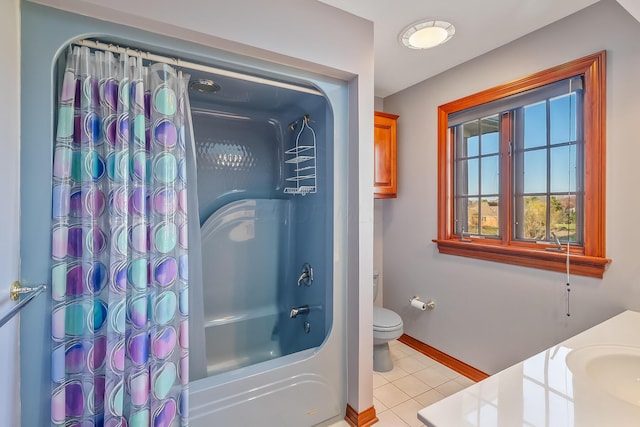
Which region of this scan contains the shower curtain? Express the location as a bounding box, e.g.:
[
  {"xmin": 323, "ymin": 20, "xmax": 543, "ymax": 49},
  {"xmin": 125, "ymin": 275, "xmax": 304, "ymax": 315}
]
[{"xmin": 50, "ymin": 46, "xmax": 191, "ymax": 427}]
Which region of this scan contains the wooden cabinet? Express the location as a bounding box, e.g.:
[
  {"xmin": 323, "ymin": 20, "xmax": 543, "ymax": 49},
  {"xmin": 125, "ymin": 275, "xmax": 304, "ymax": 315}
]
[{"xmin": 374, "ymin": 111, "xmax": 399, "ymax": 198}]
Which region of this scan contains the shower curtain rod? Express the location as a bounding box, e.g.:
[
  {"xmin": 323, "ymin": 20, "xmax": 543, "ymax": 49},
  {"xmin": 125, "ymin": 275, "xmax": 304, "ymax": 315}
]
[{"xmin": 74, "ymin": 39, "xmax": 324, "ymax": 97}]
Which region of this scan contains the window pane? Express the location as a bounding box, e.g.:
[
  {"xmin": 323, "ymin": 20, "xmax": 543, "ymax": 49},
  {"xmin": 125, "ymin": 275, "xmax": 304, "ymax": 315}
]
[
  {"xmin": 550, "ymin": 195, "xmax": 577, "ymax": 243},
  {"xmin": 481, "ymin": 115, "xmax": 499, "ymax": 155},
  {"xmin": 466, "ymin": 197, "xmax": 480, "ymax": 234},
  {"xmin": 550, "ymin": 93, "xmax": 576, "ymax": 144},
  {"xmin": 456, "ymin": 158, "xmax": 479, "ymax": 196},
  {"xmin": 550, "ymin": 145, "xmax": 576, "ymax": 193},
  {"xmin": 463, "ymin": 121, "xmax": 479, "ymax": 157},
  {"xmin": 455, "ymin": 197, "xmax": 472, "ymax": 234},
  {"xmin": 523, "ymin": 149, "xmax": 547, "ymax": 194},
  {"xmin": 481, "ymin": 155, "xmax": 499, "ymax": 195},
  {"xmin": 481, "ymin": 197, "xmax": 500, "ymax": 236},
  {"xmin": 524, "ymin": 101, "xmax": 547, "ymax": 149},
  {"xmin": 521, "ymin": 196, "xmax": 547, "ymax": 240},
  {"xmin": 455, "ymin": 160, "xmax": 465, "ymax": 196}
]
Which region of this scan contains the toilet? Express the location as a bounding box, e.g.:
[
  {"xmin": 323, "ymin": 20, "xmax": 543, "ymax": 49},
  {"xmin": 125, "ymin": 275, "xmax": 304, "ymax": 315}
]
[{"xmin": 373, "ymin": 271, "xmax": 404, "ymax": 372}]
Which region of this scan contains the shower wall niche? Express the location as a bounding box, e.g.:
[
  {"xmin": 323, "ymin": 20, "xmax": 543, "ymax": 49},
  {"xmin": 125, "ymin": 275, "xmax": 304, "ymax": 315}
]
[{"xmin": 188, "ymin": 69, "xmax": 334, "ymax": 380}]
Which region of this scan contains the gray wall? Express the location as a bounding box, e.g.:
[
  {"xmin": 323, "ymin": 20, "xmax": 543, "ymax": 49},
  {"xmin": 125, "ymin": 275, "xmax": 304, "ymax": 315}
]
[
  {"xmin": 374, "ymin": 95, "xmax": 386, "ymax": 308},
  {"xmin": 382, "ymin": 0, "xmax": 640, "ymax": 374}
]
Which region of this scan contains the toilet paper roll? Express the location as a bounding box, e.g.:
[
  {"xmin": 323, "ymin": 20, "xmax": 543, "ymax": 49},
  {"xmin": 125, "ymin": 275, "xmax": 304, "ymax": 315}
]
[{"xmin": 411, "ymin": 298, "xmax": 427, "ymax": 311}]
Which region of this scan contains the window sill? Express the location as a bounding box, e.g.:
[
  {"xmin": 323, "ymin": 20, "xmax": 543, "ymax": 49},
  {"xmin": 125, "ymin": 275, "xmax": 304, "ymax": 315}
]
[{"xmin": 433, "ymin": 239, "xmax": 611, "ymax": 278}]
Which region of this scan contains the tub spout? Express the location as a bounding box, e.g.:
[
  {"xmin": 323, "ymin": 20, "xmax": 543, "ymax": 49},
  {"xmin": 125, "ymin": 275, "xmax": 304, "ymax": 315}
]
[{"xmin": 290, "ymin": 305, "xmax": 310, "ymax": 318}]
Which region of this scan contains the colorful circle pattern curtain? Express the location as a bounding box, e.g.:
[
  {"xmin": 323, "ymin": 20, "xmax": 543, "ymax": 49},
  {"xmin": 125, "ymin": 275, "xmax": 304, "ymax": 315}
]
[{"xmin": 50, "ymin": 46, "xmax": 190, "ymax": 427}]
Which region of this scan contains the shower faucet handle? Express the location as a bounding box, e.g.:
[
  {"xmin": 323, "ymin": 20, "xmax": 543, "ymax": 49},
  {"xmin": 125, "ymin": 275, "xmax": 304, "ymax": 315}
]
[
  {"xmin": 297, "ymin": 263, "xmax": 313, "ymax": 287},
  {"xmin": 290, "ymin": 305, "xmax": 310, "ymax": 318}
]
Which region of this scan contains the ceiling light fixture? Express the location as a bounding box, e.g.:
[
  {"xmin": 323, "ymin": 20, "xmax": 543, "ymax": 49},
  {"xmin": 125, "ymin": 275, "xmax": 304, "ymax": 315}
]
[{"xmin": 400, "ymin": 20, "xmax": 455, "ymax": 50}]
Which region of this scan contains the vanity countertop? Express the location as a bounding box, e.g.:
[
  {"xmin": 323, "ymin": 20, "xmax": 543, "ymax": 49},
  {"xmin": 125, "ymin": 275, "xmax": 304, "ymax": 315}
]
[{"xmin": 417, "ymin": 310, "xmax": 640, "ymax": 427}]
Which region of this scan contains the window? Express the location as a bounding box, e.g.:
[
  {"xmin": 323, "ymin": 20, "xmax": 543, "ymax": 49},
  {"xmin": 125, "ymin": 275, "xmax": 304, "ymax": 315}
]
[{"xmin": 435, "ymin": 52, "xmax": 610, "ymax": 278}]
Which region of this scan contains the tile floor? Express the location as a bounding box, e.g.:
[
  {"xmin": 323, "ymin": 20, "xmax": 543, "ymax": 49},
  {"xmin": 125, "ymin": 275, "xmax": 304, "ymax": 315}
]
[
  {"xmin": 372, "ymin": 340, "xmax": 475, "ymax": 426},
  {"xmin": 328, "ymin": 339, "xmax": 475, "ymax": 427}
]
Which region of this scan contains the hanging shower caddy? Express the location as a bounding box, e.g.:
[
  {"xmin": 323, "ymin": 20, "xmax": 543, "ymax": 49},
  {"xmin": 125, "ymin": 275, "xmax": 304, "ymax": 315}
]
[{"xmin": 284, "ymin": 114, "xmax": 317, "ymax": 195}]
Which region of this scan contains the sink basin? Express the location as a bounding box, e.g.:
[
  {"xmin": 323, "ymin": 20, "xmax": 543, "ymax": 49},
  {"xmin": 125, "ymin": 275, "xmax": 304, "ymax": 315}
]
[{"xmin": 566, "ymin": 345, "xmax": 640, "ymax": 407}]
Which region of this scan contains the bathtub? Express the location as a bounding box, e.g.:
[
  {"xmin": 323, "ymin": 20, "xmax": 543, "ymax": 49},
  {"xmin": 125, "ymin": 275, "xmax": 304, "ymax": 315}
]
[
  {"xmin": 198, "ymin": 198, "xmax": 293, "ymax": 377},
  {"xmin": 186, "ymin": 71, "xmax": 340, "ymax": 425}
]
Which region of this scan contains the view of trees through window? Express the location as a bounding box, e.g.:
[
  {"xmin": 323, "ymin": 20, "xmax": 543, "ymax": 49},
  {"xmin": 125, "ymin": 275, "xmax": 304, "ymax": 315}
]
[
  {"xmin": 460, "ymin": 195, "xmax": 576, "ymax": 241},
  {"xmin": 454, "ymin": 86, "xmax": 582, "ymax": 245},
  {"xmin": 438, "ymin": 52, "xmax": 608, "ymax": 278},
  {"xmin": 521, "ymin": 195, "xmax": 576, "ymax": 241}
]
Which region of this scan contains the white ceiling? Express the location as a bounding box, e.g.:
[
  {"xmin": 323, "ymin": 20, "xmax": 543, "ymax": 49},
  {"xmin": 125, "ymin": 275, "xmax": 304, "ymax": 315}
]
[{"xmin": 317, "ymin": 0, "xmax": 603, "ymax": 98}]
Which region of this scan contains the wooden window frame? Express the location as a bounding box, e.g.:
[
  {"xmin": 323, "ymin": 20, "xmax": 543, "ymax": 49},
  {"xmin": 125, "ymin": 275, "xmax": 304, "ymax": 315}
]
[{"xmin": 434, "ymin": 51, "xmax": 610, "ymax": 278}]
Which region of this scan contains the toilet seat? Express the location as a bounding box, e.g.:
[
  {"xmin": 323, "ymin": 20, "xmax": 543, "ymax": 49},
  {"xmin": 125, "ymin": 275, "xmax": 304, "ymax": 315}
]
[{"xmin": 373, "ymin": 307, "xmax": 403, "ymax": 332}]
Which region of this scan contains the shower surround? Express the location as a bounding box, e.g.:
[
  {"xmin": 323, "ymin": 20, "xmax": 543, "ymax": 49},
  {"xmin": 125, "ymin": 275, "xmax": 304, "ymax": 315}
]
[{"xmin": 19, "ymin": 3, "xmax": 353, "ymax": 426}]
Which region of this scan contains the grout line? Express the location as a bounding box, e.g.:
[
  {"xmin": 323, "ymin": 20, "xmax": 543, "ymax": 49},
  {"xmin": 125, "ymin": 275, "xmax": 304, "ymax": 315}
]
[{"xmin": 374, "ymin": 340, "xmax": 477, "ymax": 421}]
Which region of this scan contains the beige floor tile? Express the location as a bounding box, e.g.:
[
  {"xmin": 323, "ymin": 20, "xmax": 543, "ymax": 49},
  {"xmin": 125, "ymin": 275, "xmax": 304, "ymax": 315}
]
[
  {"xmin": 390, "ymin": 343, "xmax": 410, "ymax": 360},
  {"xmin": 373, "ymin": 382, "xmax": 412, "ymax": 408},
  {"xmin": 376, "ymin": 409, "xmax": 410, "ymax": 427},
  {"xmin": 414, "ymin": 388, "xmax": 446, "ymax": 407},
  {"xmin": 373, "ymin": 396, "xmax": 388, "ymax": 414},
  {"xmin": 373, "ymin": 372, "xmax": 390, "ymax": 389},
  {"xmin": 422, "ymin": 355, "xmax": 439, "ymax": 367},
  {"xmin": 394, "ymin": 355, "xmax": 429, "ymax": 374},
  {"xmin": 373, "ymin": 341, "xmax": 478, "ymax": 424},
  {"xmin": 399, "ymin": 345, "xmax": 429, "ymax": 359},
  {"xmin": 413, "ymin": 365, "xmax": 451, "ymax": 388},
  {"xmin": 378, "ymin": 364, "xmax": 410, "ymax": 382},
  {"xmin": 392, "ymin": 375, "xmax": 431, "ymax": 398},
  {"xmin": 391, "ymin": 349, "xmax": 410, "ymax": 361},
  {"xmin": 454, "ymin": 375, "xmax": 476, "ymax": 387},
  {"xmin": 392, "ymin": 399, "xmax": 427, "ymax": 427},
  {"xmin": 391, "ymin": 342, "xmax": 439, "ymax": 368},
  {"xmin": 435, "ymin": 379, "xmax": 466, "ymax": 397},
  {"xmin": 432, "ymin": 363, "xmax": 460, "ymax": 379}
]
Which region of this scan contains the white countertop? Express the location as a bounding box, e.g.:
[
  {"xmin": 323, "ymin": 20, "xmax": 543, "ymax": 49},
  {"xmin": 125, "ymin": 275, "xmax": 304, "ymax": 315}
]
[{"xmin": 417, "ymin": 310, "xmax": 640, "ymax": 427}]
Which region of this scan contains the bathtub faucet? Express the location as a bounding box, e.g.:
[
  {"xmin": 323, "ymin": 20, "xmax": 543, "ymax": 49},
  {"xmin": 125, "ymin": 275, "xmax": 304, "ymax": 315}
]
[
  {"xmin": 290, "ymin": 305, "xmax": 310, "ymax": 318},
  {"xmin": 297, "ymin": 263, "xmax": 313, "ymax": 287}
]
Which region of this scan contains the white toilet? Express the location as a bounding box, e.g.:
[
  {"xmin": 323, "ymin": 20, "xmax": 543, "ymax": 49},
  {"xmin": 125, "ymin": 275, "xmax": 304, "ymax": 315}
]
[{"xmin": 373, "ymin": 271, "xmax": 404, "ymax": 372}]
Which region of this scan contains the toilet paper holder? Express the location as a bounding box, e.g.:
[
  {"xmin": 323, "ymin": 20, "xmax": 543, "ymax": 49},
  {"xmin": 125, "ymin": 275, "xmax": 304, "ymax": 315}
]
[{"xmin": 410, "ymin": 296, "xmax": 435, "ymax": 310}]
